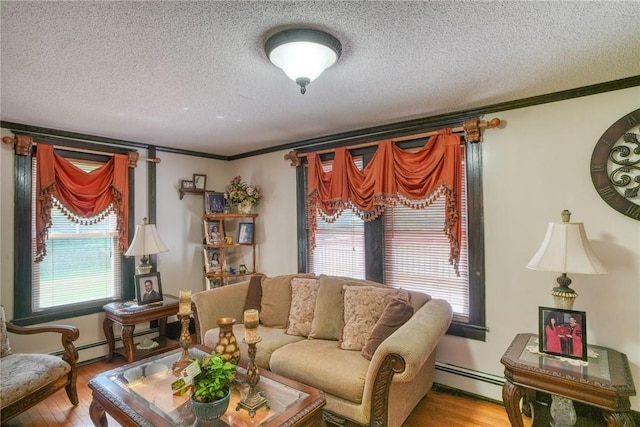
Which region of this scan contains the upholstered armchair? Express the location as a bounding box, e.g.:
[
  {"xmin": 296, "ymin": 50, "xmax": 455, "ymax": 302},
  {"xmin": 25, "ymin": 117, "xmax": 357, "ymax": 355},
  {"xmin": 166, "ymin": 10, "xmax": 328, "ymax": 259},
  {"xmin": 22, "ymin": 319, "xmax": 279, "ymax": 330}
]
[{"xmin": 0, "ymin": 306, "xmax": 80, "ymax": 423}]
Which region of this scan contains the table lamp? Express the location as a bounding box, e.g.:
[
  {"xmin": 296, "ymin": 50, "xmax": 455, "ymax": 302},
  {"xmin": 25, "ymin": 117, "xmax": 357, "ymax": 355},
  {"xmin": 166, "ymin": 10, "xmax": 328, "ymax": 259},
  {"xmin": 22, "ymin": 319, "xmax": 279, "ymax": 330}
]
[
  {"xmin": 124, "ymin": 217, "xmax": 169, "ymax": 274},
  {"xmin": 526, "ymin": 210, "xmax": 607, "ymax": 309}
]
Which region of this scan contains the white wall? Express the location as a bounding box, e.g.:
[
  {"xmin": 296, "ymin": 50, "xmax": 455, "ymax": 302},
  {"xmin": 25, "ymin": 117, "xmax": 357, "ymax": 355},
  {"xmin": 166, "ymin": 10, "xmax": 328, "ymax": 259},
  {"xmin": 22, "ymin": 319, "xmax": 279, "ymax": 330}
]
[{"xmin": 1, "ymin": 86, "xmax": 638, "ymax": 410}]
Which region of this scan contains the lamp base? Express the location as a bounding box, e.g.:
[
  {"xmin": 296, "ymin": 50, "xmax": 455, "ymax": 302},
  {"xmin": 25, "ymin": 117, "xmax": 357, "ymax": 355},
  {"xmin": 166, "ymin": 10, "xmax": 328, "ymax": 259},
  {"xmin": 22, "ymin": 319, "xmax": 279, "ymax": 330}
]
[
  {"xmin": 552, "ymin": 273, "xmax": 577, "ymax": 310},
  {"xmin": 136, "ymin": 255, "xmax": 152, "ymax": 275},
  {"xmin": 552, "ymin": 291, "xmax": 578, "ymax": 310}
]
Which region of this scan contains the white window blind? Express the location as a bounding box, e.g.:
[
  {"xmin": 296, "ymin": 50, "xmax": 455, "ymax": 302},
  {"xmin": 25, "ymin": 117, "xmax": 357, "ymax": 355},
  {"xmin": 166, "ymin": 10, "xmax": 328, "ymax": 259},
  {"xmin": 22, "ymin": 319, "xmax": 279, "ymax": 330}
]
[
  {"xmin": 31, "ymin": 158, "xmax": 122, "ymax": 312},
  {"xmin": 384, "ymin": 169, "xmax": 469, "ymax": 321},
  {"xmin": 307, "ymin": 157, "xmax": 366, "ymax": 279}
]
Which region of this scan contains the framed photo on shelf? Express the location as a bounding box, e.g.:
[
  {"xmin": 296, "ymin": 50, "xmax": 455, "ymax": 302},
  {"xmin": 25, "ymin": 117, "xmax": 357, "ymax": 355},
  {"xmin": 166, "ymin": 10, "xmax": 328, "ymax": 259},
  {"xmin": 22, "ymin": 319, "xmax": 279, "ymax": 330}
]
[
  {"xmin": 204, "ymin": 192, "xmax": 225, "ymax": 214},
  {"xmin": 135, "ymin": 272, "xmax": 163, "ymax": 305},
  {"xmin": 193, "ymin": 173, "xmax": 207, "ymax": 190},
  {"xmin": 538, "ymin": 306, "xmax": 587, "ymax": 361},
  {"xmin": 204, "ymin": 220, "xmax": 222, "ymax": 245},
  {"xmin": 180, "ymin": 179, "xmax": 194, "ymax": 189},
  {"xmin": 203, "ymin": 248, "xmax": 221, "ymax": 273},
  {"xmin": 238, "ymin": 222, "xmax": 254, "ymax": 244}
]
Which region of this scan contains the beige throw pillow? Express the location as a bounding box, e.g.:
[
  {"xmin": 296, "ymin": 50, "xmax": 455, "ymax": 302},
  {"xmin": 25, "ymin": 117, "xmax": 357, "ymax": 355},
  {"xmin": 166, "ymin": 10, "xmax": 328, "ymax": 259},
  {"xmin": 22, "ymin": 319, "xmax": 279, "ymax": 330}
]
[
  {"xmin": 286, "ymin": 277, "xmax": 320, "ymax": 337},
  {"xmin": 340, "ymin": 285, "xmax": 409, "ymax": 351}
]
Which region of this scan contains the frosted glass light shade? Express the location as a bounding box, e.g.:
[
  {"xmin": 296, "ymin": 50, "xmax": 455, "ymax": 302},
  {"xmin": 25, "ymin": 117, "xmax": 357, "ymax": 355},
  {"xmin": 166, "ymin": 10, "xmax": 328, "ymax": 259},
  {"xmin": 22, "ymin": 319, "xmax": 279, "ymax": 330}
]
[
  {"xmin": 265, "ymin": 29, "xmax": 342, "ymax": 94},
  {"xmin": 526, "ymin": 222, "xmax": 606, "ymax": 274}
]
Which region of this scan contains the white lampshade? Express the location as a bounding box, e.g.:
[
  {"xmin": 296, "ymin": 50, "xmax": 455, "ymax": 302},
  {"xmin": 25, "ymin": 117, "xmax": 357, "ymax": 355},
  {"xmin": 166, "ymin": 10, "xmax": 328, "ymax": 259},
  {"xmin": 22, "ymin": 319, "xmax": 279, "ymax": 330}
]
[
  {"xmin": 265, "ymin": 28, "xmax": 342, "ymax": 94},
  {"xmin": 125, "ymin": 218, "xmax": 168, "ymax": 273},
  {"xmin": 526, "ymin": 222, "xmax": 607, "ymax": 274},
  {"xmin": 526, "ymin": 210, "xmax": 606, "ymax": 309}
]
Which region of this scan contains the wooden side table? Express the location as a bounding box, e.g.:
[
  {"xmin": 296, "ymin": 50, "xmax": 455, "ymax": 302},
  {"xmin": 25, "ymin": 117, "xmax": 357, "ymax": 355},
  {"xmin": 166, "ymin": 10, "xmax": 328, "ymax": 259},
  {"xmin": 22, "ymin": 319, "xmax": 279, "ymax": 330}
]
[
  {"xmin": 501, "ymin": 333, "xmax": 636, "ymax": 427},
  {"xmin": 103, "ymin": 295, "xmax": 180, "ymax": 363}
]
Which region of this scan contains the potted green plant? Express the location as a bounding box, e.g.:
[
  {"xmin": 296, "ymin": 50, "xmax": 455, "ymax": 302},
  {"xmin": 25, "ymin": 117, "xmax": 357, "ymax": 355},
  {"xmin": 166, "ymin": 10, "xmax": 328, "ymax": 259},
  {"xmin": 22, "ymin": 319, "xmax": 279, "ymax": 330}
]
[{"xmin": 190, "ymin": 352, "xmax": 237, "ymax": 421}]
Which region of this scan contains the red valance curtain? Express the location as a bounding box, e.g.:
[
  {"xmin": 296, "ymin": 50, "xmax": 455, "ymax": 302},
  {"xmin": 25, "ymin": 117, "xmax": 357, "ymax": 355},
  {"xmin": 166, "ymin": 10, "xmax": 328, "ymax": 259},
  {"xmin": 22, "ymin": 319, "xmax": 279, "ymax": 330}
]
[
  {"xmin": 35, "ymin": 144, "xmax": 129, "ymax": 261},
  {"xmin": 307, "ymin": 129, "xmax": 463, "ymax": 272}
]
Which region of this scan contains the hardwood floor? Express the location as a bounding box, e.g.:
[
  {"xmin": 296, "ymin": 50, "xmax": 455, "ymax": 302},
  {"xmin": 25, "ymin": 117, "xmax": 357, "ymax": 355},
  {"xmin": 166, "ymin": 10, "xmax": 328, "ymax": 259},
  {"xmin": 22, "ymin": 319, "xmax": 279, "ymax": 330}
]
[{"xmin": 3, "ymin": 359, "xmax": 522, "ymax": 427}]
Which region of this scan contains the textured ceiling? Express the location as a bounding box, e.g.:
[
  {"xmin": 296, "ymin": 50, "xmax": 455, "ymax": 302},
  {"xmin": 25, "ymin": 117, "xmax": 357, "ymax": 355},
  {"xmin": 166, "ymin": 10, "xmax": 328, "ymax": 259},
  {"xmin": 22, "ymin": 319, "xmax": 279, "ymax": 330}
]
[{"xmin": 1, "ymin": 1, "xmax": 639, "ymax": 156}]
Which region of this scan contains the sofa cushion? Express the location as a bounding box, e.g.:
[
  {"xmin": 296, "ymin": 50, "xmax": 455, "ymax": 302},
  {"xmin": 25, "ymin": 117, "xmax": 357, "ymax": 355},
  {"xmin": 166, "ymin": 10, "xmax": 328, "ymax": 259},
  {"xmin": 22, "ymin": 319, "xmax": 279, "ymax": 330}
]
[
  {"xmin": 0, "ymin": 353, "xmax": 70, "ymax": 408},
  {"xmin": 260, "ymin": 274, "xmax": 315, "ymax": 328},
  {"xmin": 309, "ymin": 275, "xmax": 387, "ymax": 341},
  {"xmin": 0, "ymin": 306, "xmax": 10, "ymax": 358},
  {"xmin": 270, "ymin": 339, "xmax": 370, "ymax": 404},
  {"xmin": 204, "ymin": 325, "xmax": 304, "ymax": 370},
  {"xmin": 286, "ymin": 277, "xmax": 320, "ymax": 337},
  {"xmin": 340, "ymin": 285, "xmax": 409, "ymax": 351},
  {"xmin": 361, "ymin": 298, "xmax": 414, "ymax": 360},
  {"xmin": 243, "ymin": 275, "xmax": 262, "ymax": 313}
]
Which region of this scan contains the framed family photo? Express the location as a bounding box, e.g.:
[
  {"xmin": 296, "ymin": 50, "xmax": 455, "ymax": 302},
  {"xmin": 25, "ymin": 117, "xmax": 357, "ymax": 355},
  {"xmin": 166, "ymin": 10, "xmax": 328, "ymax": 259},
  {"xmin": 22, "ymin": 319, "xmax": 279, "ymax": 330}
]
[
  {"xmin": 203, "ymin": 248, "xmax": 221, "ymax": 273},
  {"xmin": 180, "ymin": 179, "xmax": 194, "ymax": 189},
  {"xmin": 135, "ymin": 272, "xmax": 163, "ymax": 305},
  {"xmin": 539, "ymin": 306, "xmax": 587, "ymax": 361},
  {"xmin": 238, "ymin": 222, "xmax": 254, "ymax": 244},
  {"xmin": 204, "ymin": 192, "xmax": 225, "ymax": 214},
  {"xmin": 204, "ymin": 220, "xmax": 222, "ymax": 245}
]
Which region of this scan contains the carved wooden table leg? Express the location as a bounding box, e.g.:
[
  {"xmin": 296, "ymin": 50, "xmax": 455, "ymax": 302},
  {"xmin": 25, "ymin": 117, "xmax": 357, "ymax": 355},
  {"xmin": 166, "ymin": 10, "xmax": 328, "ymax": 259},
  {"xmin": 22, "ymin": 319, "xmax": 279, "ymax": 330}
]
[
  {"xmin": 605, "ymin": 411, "xmax": 636, "ymax": 427},
  {"xmin": 102, "ymin": 318, "xmax": 115, "ymax": 362},
  {"xmin": 502, "ymin": 379, "xmax": 525, "ymax": 427},
  {"xmin": 89, "ymin": 397, "xmax": 108, "ymax": 427},
  {"xmin": 121, "ymin": 324, "xmax": 135, "ymax": 363}
]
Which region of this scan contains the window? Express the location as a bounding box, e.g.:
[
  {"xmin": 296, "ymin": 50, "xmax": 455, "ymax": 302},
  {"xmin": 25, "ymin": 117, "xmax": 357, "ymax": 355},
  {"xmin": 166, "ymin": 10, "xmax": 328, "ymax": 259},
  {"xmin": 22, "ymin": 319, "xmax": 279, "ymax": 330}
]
[
  {"xmin": 383, "ymin": 175, "xmax": 469, "ymax": 322},
  {"xmin": 299, "ymin": 142, "xmax": 485, "ymax": 340},
  {"xmin": 13, "ymin": 146, "xmax": 134, "ymax": 325},
  {"xmin": 31, "ymin": 159, "xmax": 122, "ymax": 311},
  {"xmin": 306, "ymin": 157, "xmax": 366, "ymax": 278}
]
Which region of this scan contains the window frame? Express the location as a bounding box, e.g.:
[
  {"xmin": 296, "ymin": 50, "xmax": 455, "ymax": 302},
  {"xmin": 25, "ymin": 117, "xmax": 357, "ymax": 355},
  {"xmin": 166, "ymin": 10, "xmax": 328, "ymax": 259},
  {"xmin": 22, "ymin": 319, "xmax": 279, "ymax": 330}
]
[
  {"xmin": 12, "ymin": 142, "xmax": 136, "ymax": 326},
  {"xmin": 296, "ymin": 140, "xmax": 486, "ymax": 341}
]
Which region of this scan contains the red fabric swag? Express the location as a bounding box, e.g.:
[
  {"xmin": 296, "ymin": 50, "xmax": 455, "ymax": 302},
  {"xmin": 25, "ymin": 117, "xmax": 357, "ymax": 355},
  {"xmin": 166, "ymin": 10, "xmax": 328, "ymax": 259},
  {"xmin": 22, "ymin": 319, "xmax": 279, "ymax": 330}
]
[
  {"xmin": 307, "ymin": 129, "xmax": 463, "ymax": 273},
  {"xmin": 35, "ymin": 144, "xmax": 129, "ymax": 261}
]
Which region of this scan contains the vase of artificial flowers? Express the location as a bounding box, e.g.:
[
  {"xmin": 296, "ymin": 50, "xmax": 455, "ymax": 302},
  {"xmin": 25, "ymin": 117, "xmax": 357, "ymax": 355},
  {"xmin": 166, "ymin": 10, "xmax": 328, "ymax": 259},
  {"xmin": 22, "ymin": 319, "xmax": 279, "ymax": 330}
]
[{"xmin": 224, "ymin": 176, "xmax": 262, "ymax": 213}]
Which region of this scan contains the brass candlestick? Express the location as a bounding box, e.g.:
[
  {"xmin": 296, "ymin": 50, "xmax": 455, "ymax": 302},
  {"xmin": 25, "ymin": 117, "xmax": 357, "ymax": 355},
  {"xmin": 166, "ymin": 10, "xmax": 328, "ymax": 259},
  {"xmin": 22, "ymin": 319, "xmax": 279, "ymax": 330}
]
[
  {"xmin": 171, "ymin": 313, "xmax": 192, "ymax": 375},
  {"xmin": 236, "ymin": 338, "xmax": 269, "ymax": 417}
]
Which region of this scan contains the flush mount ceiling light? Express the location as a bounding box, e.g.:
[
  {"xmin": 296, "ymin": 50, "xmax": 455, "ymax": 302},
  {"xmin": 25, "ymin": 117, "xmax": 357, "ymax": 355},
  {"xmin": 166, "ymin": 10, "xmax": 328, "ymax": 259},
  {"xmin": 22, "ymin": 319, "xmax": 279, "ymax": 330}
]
[{"xmin": 265, "ymin": 28, "xmax": 342, "ymax": 94}]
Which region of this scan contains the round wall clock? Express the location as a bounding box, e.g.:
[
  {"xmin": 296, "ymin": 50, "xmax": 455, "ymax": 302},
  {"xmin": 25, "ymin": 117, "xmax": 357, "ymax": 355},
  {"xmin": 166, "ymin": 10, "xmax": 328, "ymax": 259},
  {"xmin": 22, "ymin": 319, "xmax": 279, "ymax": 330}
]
[{"xmin": 590, "ymin": 108, "xmax": 640, "ymax": 221}]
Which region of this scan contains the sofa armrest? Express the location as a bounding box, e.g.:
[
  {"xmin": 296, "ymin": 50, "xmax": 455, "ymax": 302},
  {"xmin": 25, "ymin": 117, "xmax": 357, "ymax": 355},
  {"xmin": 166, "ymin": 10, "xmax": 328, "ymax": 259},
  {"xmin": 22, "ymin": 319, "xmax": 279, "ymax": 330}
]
[
  {"xmin": 192, "ymin": 281, "xmax": 250, "ymax": 344},
  {"xmin": 367, "ymin": 298, "xmax": 452, "ymax": 383},
  {"xmin": 6, "ymin": 322, "xmax": 79, "ymax": 366}
]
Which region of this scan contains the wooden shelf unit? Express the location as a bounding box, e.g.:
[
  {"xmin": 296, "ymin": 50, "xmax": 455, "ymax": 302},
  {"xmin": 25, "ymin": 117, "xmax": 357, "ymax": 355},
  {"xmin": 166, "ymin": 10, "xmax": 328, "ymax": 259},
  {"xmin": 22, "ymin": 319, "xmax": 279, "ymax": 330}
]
[{"xmin": 202, "ymin": 213, "xmax": 258, "ymax": 289}]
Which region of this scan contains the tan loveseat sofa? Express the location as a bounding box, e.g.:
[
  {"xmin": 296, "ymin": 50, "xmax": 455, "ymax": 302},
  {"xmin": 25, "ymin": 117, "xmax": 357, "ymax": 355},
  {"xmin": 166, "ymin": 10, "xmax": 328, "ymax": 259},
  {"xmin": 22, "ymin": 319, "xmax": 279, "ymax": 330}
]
[{"xmin": 192, "ymin": 274, "xmax": 452, "ymax": 427}]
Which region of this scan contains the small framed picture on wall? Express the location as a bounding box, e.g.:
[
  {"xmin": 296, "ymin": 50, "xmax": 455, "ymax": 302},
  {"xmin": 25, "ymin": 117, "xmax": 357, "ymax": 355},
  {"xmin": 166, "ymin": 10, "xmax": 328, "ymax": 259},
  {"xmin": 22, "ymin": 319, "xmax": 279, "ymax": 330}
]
[{"xmin": 538, "ymin": 306, "xmax": 587, "ymax": 361}]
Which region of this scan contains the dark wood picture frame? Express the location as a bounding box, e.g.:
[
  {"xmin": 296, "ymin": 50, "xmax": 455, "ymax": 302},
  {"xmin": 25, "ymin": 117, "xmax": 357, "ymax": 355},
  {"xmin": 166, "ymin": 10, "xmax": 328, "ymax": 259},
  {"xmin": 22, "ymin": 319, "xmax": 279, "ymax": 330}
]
[
  {"xmin": 539, "ymin": 306, "xmax": 587, "ymax": 361},
  {"xmin": 204, "ymin": 191, "xmax": 225, "ymax": 214},
  {"xmin": 135, "ymin": 272, "xmax": 163, "ymax": 305},
  {"xmin": 193, "ymin": 173, "xmax": 207, "ymax": 190},
  {"xmin": 180, "ymin": 179, "xmax": 194, "ymax": 189},
  {"xmin": 238, "ymin": 222, "xmax": 254, "ymax": 244}
]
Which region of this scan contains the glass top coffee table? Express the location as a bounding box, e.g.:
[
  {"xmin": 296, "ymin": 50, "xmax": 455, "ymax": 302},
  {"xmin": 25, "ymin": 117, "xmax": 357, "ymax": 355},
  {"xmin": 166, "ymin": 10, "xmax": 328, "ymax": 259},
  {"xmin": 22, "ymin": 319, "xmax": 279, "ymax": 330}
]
[{"xmin": 88, "ymin": 345, "xmax": 326, "ymax": 427}]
